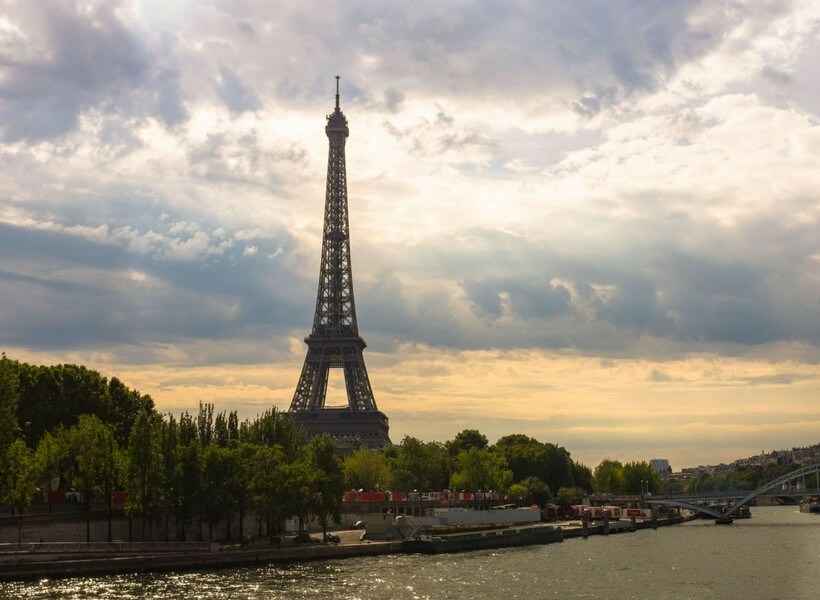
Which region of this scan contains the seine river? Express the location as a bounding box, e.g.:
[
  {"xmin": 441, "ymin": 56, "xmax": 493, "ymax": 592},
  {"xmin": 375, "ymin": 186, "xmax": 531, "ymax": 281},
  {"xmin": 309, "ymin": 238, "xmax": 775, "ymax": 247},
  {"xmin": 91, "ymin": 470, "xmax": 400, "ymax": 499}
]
[{"xmin": 3, "ymin": 506, "xmax": 818, "ymax": 600}]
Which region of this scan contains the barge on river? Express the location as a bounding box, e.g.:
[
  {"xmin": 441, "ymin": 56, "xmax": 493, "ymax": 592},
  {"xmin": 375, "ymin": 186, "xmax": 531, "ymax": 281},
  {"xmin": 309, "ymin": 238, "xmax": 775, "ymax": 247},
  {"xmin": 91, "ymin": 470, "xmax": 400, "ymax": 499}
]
[{"xmin": 403, "ymin": 524, "xmax": 563, "ymax": 554}]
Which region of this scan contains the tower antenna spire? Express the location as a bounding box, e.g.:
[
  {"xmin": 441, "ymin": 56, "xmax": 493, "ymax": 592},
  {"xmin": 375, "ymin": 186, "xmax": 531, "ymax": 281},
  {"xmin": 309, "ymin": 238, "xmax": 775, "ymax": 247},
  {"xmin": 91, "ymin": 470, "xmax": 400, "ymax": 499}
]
[{"xmin": 335, "ymin": 75, "xmax": 340, "ymax": 110}]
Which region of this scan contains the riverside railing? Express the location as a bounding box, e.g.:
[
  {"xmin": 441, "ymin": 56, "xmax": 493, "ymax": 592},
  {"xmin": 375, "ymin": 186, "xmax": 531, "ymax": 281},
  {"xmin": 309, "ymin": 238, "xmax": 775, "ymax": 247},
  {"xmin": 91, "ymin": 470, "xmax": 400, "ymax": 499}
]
[{"xmin": 0, "ymin": 541, "xmax": 214, "ymax": 554}]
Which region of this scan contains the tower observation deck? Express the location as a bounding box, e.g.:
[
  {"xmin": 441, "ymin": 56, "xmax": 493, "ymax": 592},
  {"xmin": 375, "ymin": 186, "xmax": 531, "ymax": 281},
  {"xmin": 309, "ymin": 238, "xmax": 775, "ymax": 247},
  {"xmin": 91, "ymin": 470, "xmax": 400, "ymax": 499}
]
[{"xmin": 288, "ymin": 77, "xmax": 391, "ymax": 452}]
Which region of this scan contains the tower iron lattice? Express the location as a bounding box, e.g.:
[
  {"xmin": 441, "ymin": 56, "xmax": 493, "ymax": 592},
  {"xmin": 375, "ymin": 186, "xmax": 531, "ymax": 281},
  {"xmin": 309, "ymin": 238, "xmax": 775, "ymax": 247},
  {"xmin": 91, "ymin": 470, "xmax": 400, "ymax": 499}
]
[{"xmin": 288, "ymin": 77, "xmax": 391, "ymax": 451}]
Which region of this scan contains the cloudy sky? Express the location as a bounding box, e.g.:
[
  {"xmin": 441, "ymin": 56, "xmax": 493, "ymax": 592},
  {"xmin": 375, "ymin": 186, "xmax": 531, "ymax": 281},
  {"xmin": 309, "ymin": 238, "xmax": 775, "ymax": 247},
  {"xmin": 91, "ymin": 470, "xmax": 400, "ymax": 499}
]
[{"xmin": 2, "ymin": 0, "xmax": 819, "ymax": 470}]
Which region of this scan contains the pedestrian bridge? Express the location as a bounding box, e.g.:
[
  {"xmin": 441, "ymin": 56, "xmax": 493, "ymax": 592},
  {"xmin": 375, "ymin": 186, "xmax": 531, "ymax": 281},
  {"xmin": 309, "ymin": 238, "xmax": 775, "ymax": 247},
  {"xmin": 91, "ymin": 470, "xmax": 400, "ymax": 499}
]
[{"xmin": 647, "ymin": 463, "xmax": 820, "ymax": 521}]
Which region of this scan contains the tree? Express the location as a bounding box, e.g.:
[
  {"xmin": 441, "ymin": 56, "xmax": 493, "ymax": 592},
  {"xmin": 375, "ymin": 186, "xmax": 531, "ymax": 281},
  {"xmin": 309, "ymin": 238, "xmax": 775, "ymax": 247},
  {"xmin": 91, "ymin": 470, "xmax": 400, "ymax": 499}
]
[
  {"xmin": 174, "ymin": 440, "xmax": 201, "ymax": 542},
  {"xmin": 622, "ymin": 461, "xmax": 660, "ymax": 495},
  {"xmin": 693, "ymin": 471, "xmax": 715, "ymax": 493},
  {"xmin": 0, "ymin": 354, "xmax": 20, "ymax": 459},
  {"xmin": 196, "ymin": 402, "xmax": 214, "ymax": 447},
  {"xmin": 307, "ymin": 435, "xmax": 345, "ymax": 541},
  {"xmin": 556, "ymin": 486, "xmax": 588, "ymax": 509},
  {"xmin": 159, "ymin": 415, "xmax": 181, "ymax": 541},
  {"xmin": 542, "ymin": 443, "xmax": 575, "ymax": 492},
  {"xmin": 592, "ymin": 459, "xmax": 626, "ymax": 494},
  {"xmin": 18, "ymin": 364, "xmax": 112, "ymax": 446},
  {"xmin": 70, "ymin": 415, "xmax": 118, "ymax": 542},
  {"xmin": 507, "ymin": 483, "xmax": 528, "ymax": 503},
  {"xmin": 344, "ymin": 448, "xmax": 390, "ymax": 491},
  {"xmin": 571, "ymin": 461, "xmax": 593, "ymax": 492},
  {"xmin": 245, "ymin": 408, "xmax": 306, "ymax": 458},
  {"xmin": 450, "ymin": 448, "xmax": 514, "ymax": 498},
  {"xmin": 390, "ymin": 436, "xmax": 431, "ymax": 491},
  {"xmin": 108, "ymin": 377, "xmax": 154, "ymax": 447},
  {"xmin": 492, "ymin": 434, "xmax": 547, "ymax": 484},
  {"xmin": 287, "ymin": 458, "xmax": 316, "ymax": 536},
  {"xmin": 34, "ymin": 429, "xmax": 69, "ymax": 514},
  {"xmin": 2, "ymin": 439, "xmax": 37, "ymax": 544},
  {"xmin": 251, "ymin": 444, "xmax": 288, "ymax": 543},
  {"xmin": 520, "ymin": 476, "xmax": 553, "ymax": 506},
  {"xmin": 200, "ymin": 445, "xmax": 232, "ymax": 541},
  {"xmin": 446, "ymin": 429, "xmax": 489, "ymax": 457},
  {"xmin": 227, "ymin": 442, "xmax": 256, "ymax": 543},
  {"xmin": 450, "ymin": 448, "xmax": 490, "ymax": 492},
  {"xmin": 125, "ymin": 410, "xmax": 165, "ymax": 540}
]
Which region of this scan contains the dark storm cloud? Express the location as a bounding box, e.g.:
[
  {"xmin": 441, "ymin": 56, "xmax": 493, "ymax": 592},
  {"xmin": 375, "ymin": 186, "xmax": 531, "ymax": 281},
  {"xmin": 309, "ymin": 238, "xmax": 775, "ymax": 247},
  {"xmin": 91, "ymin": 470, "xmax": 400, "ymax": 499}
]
[
  {"xmin": 459, "ymin": 277, "xmax": 572, "ymax": 320},
  {"xmin": 0, "ymin": 1, "xmax": 185, "ymax": 142},
  {"xmin": 356, "ymin": 271, "xmax": 469, "ymax": 351},
  {"xmin": 385, "ymin": 202, "xmax": 820, "ymax": 353},
  {"xmin": 0, "ymin": 218, "xmax": 310, "ymax": 351}
]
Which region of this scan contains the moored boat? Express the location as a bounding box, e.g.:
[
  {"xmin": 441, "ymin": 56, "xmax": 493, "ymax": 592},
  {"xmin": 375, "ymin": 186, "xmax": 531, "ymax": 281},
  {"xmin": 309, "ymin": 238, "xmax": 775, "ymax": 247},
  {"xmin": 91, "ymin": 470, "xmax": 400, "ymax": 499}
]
[{"xmin": 402, "ymin": 524, "xmax": 563, "ymax": 554}]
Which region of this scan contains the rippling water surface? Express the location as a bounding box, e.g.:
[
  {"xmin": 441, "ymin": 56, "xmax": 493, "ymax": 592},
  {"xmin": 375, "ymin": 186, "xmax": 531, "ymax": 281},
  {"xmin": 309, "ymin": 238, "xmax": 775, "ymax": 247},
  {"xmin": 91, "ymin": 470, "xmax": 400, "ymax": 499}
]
[{"xmin": 4, "ymin": 506, "xmax": 819, "ymax": 600}]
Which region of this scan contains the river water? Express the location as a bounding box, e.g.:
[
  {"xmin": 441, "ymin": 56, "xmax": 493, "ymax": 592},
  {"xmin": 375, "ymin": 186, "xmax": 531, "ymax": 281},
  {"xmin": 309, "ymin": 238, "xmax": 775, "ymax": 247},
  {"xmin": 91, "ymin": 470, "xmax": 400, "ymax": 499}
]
[{"xmin": 4, "ymin": 506, "xmax": 819, "ymax": 600}]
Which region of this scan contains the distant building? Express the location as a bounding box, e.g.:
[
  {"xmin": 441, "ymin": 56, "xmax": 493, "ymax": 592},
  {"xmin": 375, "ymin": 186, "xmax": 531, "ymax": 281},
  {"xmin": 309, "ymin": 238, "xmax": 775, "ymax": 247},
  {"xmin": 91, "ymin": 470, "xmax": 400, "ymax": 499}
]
[{"xmin": 650, "ymin": 459, "xmax": 672, "ymax": 476}]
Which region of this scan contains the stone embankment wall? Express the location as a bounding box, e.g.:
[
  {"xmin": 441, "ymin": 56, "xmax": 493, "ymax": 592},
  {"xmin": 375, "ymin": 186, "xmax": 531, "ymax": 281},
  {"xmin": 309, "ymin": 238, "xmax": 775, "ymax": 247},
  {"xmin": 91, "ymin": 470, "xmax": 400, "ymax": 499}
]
[{"xmin": 0, "ymin": 505, "xmax": 257, "ymax": 545}]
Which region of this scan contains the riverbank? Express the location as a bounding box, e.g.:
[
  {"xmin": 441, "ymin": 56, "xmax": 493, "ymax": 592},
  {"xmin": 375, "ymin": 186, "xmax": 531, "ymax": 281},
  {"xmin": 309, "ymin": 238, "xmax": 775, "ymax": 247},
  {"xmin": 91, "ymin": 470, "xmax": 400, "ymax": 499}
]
[{"xmin": 0, "ymin": 515, "xmax": 692, "ymax": 582}]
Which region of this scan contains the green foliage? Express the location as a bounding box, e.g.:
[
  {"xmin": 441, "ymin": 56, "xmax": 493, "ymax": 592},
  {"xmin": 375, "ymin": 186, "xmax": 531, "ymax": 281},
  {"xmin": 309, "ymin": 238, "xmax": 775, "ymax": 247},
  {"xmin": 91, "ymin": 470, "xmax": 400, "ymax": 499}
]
[
  {"xmin": 200, "ymin": 445, "xmax": 232, "ymax": 541},
  {"xmin": 3, "ymin": 357, "xmax": 155, "ymax": 450},
  {"xmin": 492, "ymin": 435, "xmax": 575, "ymax": 493},
  {"xmin": 389, "ymin": 436, "xmax": 449, "ymax": 491},
  {"xmin": 124, "ymin": 410, "xmax": 165, "ymax": 538},
  {"xmin": 571, "ymin": 461, "xmax": 593, "ymax": 492},
  {"xmin": 108, "ymin": 377, "xmax": 154, "ymax": 447},
  {"xmin": 251, "ymin": 444, "xmax": 289, "ymax": 541},
  {"xmin": 344, "ymin": 448, "xmax": 390, "ymax": 491},
  {"xmin": 507, "ymin": 483, "xmax": 528, "ymax": 502},
  {"xmin": 449, "ymin": 447, "xmax": 513, "ymax": 494},
  {"xmin": 0, "ymin": 354, "xmax": 20, "ymax": 457},
  {"xmin": 556, "ymin": 486, "xmax": 588, "ymax": 508},
  {"xmin": 622, "ymin": 461, "xmax": 660, "ymax": 494},
  {"xmin": 519, "ymin": 476, "xmax": 553, "ymax": 506},
  {"xmin": 307, "ymin": 435, "xmax": 345, "ymax": 538},
  {"xmin": 227, "ymin": 442, "xmax": 257, "ymax": 541},
  {"xmin": 2, "ymin": 439, "xmax": 38, "ymax": 543},
  {"xmin": 592, "ymin": 458, "xmax": 626, "ymax": 494},
  {"xmin": 244, "ymin": 407, "xmax": 306, "ymax": 457},
  {"xmin": 3, "ymin": 439, "xmax": 37, "ymax": 513},
  {"xmin": 34, "ymin": 429, "xmax": 69, "ymax": 511},
  {"xmin": 680, "ymin": 463, "xmax": 803, "ymax": 494},
  {"xmin": 446, "ymin": 429, "xmax": 489, "ymax": 457},
  {"xmin": 175, "ymin": 441, "xmax": 201, "ymax": 541},
  {"xmin": 68, "ymin": 415, "xmax": 120, "ymax": 541}
]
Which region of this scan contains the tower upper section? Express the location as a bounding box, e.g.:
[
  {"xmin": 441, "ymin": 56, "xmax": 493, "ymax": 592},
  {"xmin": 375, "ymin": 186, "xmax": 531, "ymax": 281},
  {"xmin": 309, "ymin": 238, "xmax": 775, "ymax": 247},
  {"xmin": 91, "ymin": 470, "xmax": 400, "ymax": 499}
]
[
  {"xmin": 311, "ymin": 77, "xmax": 359, "ymax": 339},
  {"xmin": 326, "ymin": 75, "xmax": 349, "ymax": 138}
]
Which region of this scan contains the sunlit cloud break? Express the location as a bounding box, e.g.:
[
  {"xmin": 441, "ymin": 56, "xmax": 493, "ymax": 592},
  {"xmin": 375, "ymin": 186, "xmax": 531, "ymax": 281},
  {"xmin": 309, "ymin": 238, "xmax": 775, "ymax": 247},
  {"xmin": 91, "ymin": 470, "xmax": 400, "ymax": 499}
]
[{"xmin": 1, "ymin": 0, "xmax": 819, "ymax": 469}]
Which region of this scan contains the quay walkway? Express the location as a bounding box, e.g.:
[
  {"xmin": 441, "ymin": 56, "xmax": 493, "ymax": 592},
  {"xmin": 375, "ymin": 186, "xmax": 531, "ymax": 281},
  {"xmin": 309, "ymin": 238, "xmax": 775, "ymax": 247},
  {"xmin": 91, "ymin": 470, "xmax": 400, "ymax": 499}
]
[{"xmin": 0, "ymin": 515, "xmax": 692, "ymax": 582}]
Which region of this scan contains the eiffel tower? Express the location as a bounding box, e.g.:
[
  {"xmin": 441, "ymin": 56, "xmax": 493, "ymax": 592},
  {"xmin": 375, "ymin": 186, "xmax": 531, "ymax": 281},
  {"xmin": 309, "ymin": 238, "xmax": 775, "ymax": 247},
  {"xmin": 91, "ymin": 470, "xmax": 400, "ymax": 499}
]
[{"xmin": 288, "ymin": 77, "xmax": 391, "ymax": 451}]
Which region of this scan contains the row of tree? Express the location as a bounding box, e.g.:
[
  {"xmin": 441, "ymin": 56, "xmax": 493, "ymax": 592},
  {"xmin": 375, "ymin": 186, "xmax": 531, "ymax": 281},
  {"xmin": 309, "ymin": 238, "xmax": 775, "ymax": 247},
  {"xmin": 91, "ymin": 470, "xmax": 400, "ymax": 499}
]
[
  {"xmin": 343, "ymin": 430, "xmax": 594, "ymax": 508},
  {"xmin": 663, "ymin": 463, "xmax": 801, "ymax": 495},
  {"xmin": 2, "ymin": 399, "xmax": 345, "ymax": 544},
  {"xmin": 0, "ymin": 354, "xmax": 153, "ymax": 451}
]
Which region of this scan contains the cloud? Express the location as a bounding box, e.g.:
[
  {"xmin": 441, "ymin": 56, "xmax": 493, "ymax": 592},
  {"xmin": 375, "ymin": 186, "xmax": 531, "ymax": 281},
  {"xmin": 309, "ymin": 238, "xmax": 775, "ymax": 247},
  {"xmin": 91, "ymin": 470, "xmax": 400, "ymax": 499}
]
[
  {"xmin": 2, "ymin": 1, "xmax": 820, "ymax": 468},
  {"xmin": 216, "ymin": 66, "xmax": 261, "ymax": 115},
  {"xmin": 0, "ymin": 1, "xmax": 187, "ymax": 142}
]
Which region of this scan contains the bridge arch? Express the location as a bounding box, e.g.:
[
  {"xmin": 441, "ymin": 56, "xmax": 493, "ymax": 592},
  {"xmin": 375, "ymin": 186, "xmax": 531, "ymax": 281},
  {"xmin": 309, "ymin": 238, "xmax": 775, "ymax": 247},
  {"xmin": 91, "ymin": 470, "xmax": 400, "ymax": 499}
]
[{"xmin": 648, "ymin": 463, "xmax": 820, "ymax": 520}]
